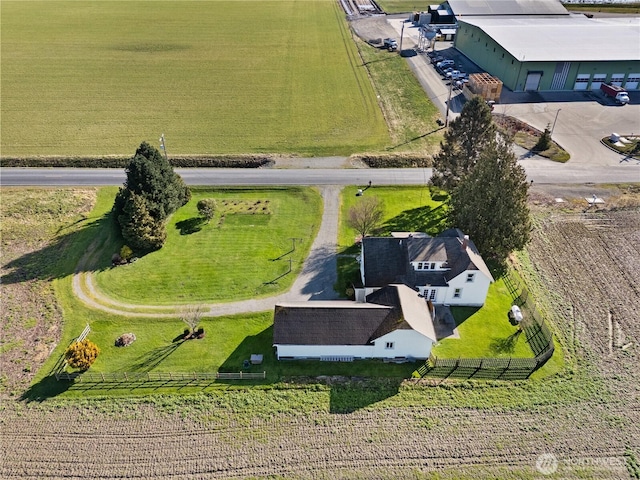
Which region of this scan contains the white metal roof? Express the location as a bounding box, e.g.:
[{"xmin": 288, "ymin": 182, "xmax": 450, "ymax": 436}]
[
  {"xmin": 446, "ymin": 0, "xmax": 569, "ymax": 16},
  {"xmin": 459, "ymin": 16, "xmax": 640, "ymax": 62}
]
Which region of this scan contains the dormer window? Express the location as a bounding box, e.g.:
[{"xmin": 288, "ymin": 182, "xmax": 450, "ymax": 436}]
[{"xmin": 416, "ymin": 262, "xmax": 438, "ymax": 271}]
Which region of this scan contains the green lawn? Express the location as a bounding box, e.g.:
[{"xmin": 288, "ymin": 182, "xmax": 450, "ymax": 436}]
[
  {"xmin": 338, "ymin": 185, "xmax": 449, "ymax": 250},
  {"xmin": 94, "ymin": 187, "xmax": 322, "ymax": 305},
  {"xmin": 432, "ymin": 277, "xmax": 534, "ymax": 359},
  {"xmin": 1, "ymin": 0, "xmax": 388, "ymax": 156}
]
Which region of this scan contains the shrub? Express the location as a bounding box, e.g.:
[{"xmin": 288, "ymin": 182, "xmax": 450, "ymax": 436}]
[
  {"xmin": 533, "ymin": 126, "xmax": 552, "ymax": 152},
  {"xmin": 120, "ymin": 245, "xmax": 134, "ymax": 261},
  {"xmin": 197, "ymin": 199, "xmax": 216, "ymax": 223},
  {"xmin": 65, "ymin": 339, "xmax": 100, "ymax": 370}
]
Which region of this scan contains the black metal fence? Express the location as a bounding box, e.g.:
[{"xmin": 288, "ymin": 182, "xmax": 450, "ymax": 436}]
[{"xmin": 415, "ymin": 272, "xmax": 555, "ymax": 380}]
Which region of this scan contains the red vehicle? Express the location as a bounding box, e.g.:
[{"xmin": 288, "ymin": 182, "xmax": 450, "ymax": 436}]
[{"xmin": 600, "ymin": 83, "xmax": 630, "ymax": 104}]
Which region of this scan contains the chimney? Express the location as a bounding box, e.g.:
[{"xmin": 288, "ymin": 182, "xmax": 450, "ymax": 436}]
[{"xmin": 462, "ymin": 234, "xmax": 469, "ymax": 250}]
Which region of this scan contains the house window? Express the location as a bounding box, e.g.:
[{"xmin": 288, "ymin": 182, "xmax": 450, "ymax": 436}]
[
  {"xmin": 454, "ymin": 288, "xmax": 462, "ymax": 298},
  {"xmin": 385, "ymin": 342, "xmax": 394, "ymax": 349},
  {"xmin": 428, "ymin": 289, "xmax": 436, "ymax": 301},
  {"xmin": 466, "ymin": 273, "xmax": 475, "ymax": 283}
]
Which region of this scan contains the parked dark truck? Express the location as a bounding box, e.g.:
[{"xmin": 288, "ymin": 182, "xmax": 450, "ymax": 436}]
[{"xmin": 600, "ymin": 83, "xmax": 630, "ymax": 104}]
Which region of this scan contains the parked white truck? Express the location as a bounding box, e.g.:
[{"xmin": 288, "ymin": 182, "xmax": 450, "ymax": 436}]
[{"xmin": 600, "ymin": 83, "xmax": 630, "ymax": 105}]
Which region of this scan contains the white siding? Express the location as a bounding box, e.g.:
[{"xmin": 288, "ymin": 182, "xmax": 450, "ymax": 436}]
[
  {"xmin": 275, "ymin": 330, "xmax": 433, "ymax": 360},
  {"xmin": 443, "ymin": 270, "xmax": 492, "ymax": 306},
  {"xmin": 374, "ymin": 330, "xmax": 433, "ymax": 359},
  {"xmin": 275, "ymin": 344, "xmax": 375, "ymax": 360}
]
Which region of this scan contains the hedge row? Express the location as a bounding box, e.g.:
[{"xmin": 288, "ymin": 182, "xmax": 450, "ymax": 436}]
[
  {"xmin": 0, "ymin": 155, "xmax": 276, "ymax": 169},
  {"xmin": 351, "ymin": 154, "xmax": 433, "ymax": 168}
]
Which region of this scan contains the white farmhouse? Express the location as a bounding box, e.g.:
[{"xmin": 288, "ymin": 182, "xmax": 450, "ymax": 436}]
[{"xmin": 357, "ymin": 229, "xmax": 493, "ymax": 307}]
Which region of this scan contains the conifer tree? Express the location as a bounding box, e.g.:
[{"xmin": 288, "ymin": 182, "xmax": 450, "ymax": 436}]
[
  {"xmin": 450, "ymin": 135, "xmax": 531, "ymax": 263},
  {"xmin": 431, "ymin": 96, "xmax": 496, "ymax": 191}
]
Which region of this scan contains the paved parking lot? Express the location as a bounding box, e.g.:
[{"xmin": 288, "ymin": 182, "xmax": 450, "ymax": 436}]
[{"xmin": 387, "ymin": 17, "xmax": 640, "ymax": 172}]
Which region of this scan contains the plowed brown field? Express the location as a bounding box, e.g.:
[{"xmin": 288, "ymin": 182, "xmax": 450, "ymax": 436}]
[{"xmin": 1, "ymin": 185, "xmax": 639, "ymax": 479}]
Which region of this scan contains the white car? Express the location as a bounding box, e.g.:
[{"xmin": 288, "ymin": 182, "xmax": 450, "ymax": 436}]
[{"xmin": 436, "ymin": 59, "xmax": 455, "ymax": 68}]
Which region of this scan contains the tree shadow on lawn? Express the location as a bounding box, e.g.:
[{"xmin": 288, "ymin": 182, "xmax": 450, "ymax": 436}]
[
  {"xmin": 489, "ymin": 330, "xmax": 522, "ymax": 355},
  {"xmin": 126, "ymin": 342, "xmax": 183, "ymax": 372},
  {"xmin": 379, "ymin": 204, "xmax": 448, "ymax": 237},
  {"xmin": 1, "ymin": 214, "xmax": 113, "ymax": 285},
  {"xmin": 175, "ymin": 217, "xmax": 205, "ymax": 235}
]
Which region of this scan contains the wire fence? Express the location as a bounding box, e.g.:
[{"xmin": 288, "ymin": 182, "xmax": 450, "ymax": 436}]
[{"xmin": 54, "ymin": 371, "xmax": 266, "ymax": 382}]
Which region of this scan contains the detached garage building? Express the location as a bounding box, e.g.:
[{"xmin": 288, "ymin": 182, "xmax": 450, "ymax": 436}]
[{"xmin": 441, "ymin": 0, "xmax": 640, "ymax": 92}]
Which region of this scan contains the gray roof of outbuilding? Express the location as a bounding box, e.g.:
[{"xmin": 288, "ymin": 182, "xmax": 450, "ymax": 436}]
[
  {"xmin": 459, "ymin": 16, "xmax": 640, "ymax": 62},
  {"xmin": 273, "ymin": 285, "xmax": 437, "ymax": 346},
  {"xmin": 273, "ymin": 302, "xmax": 392, "ymax": 346},
  {"xmin": 446, "ymin": 0, "xmax": 568, "ymax": 16}
]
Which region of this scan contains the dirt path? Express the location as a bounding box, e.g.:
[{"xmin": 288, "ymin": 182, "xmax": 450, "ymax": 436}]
[{"xmin": 72, "ymin": 185, "xmax": 343, "ymax": 317}]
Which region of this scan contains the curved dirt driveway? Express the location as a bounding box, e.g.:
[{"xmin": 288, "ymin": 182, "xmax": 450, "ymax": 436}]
[{"xmin": 73, "ymin": 185, "xmax": 342, "ymax": 317}]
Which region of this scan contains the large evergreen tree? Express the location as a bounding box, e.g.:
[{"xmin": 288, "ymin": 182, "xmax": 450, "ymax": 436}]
[
  {"xmin": 431, "ymin": 96, "xmax": 496, "ymax": 191},
  {"xmin": 113, "ymin": 142, "xmax": 190, "ymax": 252},
  {"xmin": 449, "ymin": 135, "xmax": 531, "ymax": 263},
  {"xmin": 118, "ymin": 191, "xmax": 167, "ymax": 251}
]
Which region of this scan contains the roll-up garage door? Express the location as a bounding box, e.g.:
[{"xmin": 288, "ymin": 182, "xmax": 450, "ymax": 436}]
[
  {"xmin": 574, "ymin": 74, "xmax": 590, "ymax": 90},
  {"xmin": 591, "ymin": 74, "xmax": 607, "ymax": 90},
  {"xmin": 625, "ymin": 74, "xmax": 640, "ymax": 90}
]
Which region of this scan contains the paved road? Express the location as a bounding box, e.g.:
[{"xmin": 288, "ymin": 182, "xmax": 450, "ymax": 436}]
[{"xmin": 2, "ymin": 162, "xmax": 638, "ymax": 185}]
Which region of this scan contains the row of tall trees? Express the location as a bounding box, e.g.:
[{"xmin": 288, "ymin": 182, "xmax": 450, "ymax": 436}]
[
  {"xmin": 431, "ymin": 96, "xmax": 531, "ymax": 264},
  {"xmin": 113, "ymin": 142, "xmax": 190, "ymax": 251}
]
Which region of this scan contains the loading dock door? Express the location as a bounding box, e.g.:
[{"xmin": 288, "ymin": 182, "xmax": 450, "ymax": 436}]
[
  {"xmin": 525, "ymin": 72, "xmax": 542, "ymax": 91},
  {"xmin": 591, "ymin": 74, "xmax": 607, "ymax": 90},
  {"xmin": 625, "ymin": 74, "xmax": 640, "ymax": 90},
  {"xmin": 574, "ymin": 74, "xmax": 590, "ymax": 90}
]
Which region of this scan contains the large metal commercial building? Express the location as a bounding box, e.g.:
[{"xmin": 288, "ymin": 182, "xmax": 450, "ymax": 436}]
[{"xmin": 445, "ymin": 0, "xmax": 640, "ymax": 92}]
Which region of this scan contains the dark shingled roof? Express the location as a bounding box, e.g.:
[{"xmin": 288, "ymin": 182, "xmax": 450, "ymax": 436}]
[
  {"xmin": 362, "ymin": 231, "xmax": 493, "ymax": 288},
  {"xmin": 274, "ymin": 286, "xmax": 437, "ymax": 347},
  {"xmin": 361, "ymin": 237, "xmax": 409, "ymax": 287},
  {"xmin": 273, "ymin": 302, "xmax": 392, "ymax": 346}
]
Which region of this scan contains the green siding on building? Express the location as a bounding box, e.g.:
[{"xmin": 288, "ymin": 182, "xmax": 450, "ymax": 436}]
[{"xmin": 455, "ymin": 22, "xmax": 640, "ymax": 92}]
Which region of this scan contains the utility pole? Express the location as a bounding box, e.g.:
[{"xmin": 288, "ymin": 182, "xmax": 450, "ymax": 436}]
[
  {"xmin": 444, "ymin": 79, "xmax": 454, "ymax": 127},
  {"xmin": 159, "ymin": 134, "xmax": 168, "ymax": 160},
  {"xmin": 550, "ymin": 109, "xmax": 561, "ymax": 137},
  {"xmin": 399, "ymin": 21, "xmax": 405, "ymax": 53}
]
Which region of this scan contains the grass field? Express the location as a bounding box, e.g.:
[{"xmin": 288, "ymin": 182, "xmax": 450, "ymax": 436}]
[
  {"xmin": 1, "ymin": 0, "xmax": 389, "ymax": 156},
  {"xmin": 94, "ymin": 187, "xmax": 322, "ymax": 304}
]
